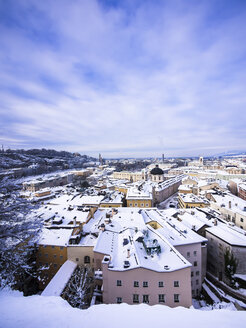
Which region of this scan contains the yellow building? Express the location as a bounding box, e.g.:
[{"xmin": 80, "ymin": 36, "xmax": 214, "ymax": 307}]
[
  {"xmin": 178, "ymin": 193, "xmax": 209, "ymax": 209},
  {"xmin": 126, "ymin": 187, "xmax": 153, "ymax": 207},
  {"xmin": 113, "ymin": 170, "xmax": 147, "ymax": 182},
  {"xmin": 100, "ymin": 194, "xmax": 124, "ymax": 208},
  {"xmin": 37, "ymin": 243, "xmax": 68, "ymax": 289},
  {"xmin": 178, "ymin": 185, "xmax": 192, "ymax": 194}
]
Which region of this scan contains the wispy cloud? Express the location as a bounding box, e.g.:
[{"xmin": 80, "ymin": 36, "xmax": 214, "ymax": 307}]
[{"xmin": 0, "ymin": 0, "xmax": 246, "ymax": 157}]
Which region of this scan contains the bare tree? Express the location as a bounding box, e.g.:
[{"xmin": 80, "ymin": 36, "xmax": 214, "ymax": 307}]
[{"xmin": 63, "ymin": 266, "xmax": 94, "ymax": 309}]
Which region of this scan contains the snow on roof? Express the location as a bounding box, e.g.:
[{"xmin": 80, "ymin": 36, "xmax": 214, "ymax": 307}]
[
  {"xmin": 91, "ymin": 208, "xmax": 208, "ymax": 272},
  {"xmin": 239, "ymin": 183, "xmax": 246, "ymax": 192},
  {"xmin": 179, "ymin": 193, "xmax": 210, "ymax": 204},
  {"xmin": 211, "ymin": 192, "xmax": 246, "ymax": 215},
  {"xmin": 80, "ymin": 195, "xmax": 105, "ymax": 205},
  {"xmin": 100, "ymin": 192, "xmax": 123, "ymax": 204},
  {"xmin": 98, "ymin": 227, "xmax": 191, "ymax": 273},
  {"xmin": 34, "ymin": 202, "xmax": 90, "ymax": 226},
  {"xmin": 144, "ymin": 209, "xmax": 207, "ymax": 246},
  {"xmin": 41, "ymin": 260, "xmax": 77, "ymax": 296},
  {"xmin": 175, "ymin": 209, "xmax": 213, "ymax": 232},
  {"xmin": 38, "ymin": 228, "xmax": 73, "ymax": 246},
  {"xmin": 206, "ymin": 224, "xmax": 246, "ymax": 246},
  {"xmin": 126, "ymin": 186, "xmax": 152, "ymax": 200},
  {"xmin": 154, "ymin": 175, "xmax": 184, "ymax": 192},
  {"xmin": 82, "ymin": 209, "xmax": 107, "ymax": 234},
  {"xmin": 78, "ymin": 234, "xmax": 97, "ymax": 246}
]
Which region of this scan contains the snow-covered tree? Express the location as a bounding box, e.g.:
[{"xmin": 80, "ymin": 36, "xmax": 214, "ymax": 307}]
[
  {"xmin": 224, "ymin": 249, "xmax": 238, "ymax": 287},
  {"xmin": 0, "ymin": 180, "xmax": 43, "ymax": 294},
  {"xmin": 63, "ymin": 266, "xmax": 94, "ymax": 309}
]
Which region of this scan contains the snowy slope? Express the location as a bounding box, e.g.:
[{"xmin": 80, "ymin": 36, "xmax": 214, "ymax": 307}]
[{"xmin": 0, "ymin": 290, "xmax": 246, "ymax": 328}]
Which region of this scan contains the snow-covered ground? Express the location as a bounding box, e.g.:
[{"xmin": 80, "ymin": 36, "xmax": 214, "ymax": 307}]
[
  {"xmin": 0, "ymin": 290, "xmax": 245, "ymax": 328},
  {"xmin": 158, "ymin": 193, "xmax": 179, "ymax": 209}
]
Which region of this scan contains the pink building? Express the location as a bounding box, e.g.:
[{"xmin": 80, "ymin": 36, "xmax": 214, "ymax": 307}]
[{"xmin": 93, "ymin": 221, "xmax": 192, "ymax": 307}]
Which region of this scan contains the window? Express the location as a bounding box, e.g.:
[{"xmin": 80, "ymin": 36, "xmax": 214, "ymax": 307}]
[
  {"xmin": 135, "ymin": 203, "xmax": 138, "ymax": 207},
  {"xmin": 45, "ymin": 254, "xmax": 48, "ymax": 258},
  {"xmin": 158, "ymin": 281, "xmax": 164, "ymax": 287},
  {"xmin": 141, "ymin": 204, "xmax": 144, "ymax": 207},
  {"xmin": 174, "ymin": 294, "xmax": 180, "ymax": 303},
  {"xmin": 191, "ymin": 271, "xmax": 194, "ymax": 277},
  {"xmin": 84, "ymin": 256, "xmax": 90, "ymax": 264},
  {"xmin": 117, "ymin": 280, "xmax": 122, "ymax": 286},
  {"xmin": 193, "ymin": 251, "xmax": 197, "ymax": 256},
  {"xmin": 143, "ymin": 281, "xmax": 148, "ymax": 288},
  {"xmin": 129, "ymin": 203, "xmax": 133, "ymax": 207},
  {"xmin": 187, "ymin": 252, "xmax": 190, "ymax": 258},
  {"xmin": 76, "ymin": 258, "xmax": 79, "ymax": 262},
  {"xmin": 143, "ymin": 295, "xmax": 149, "ymax": 303},
  {"xmin": 196, "ymin": 279, "xmax": 199, "ymax": 285},
  {"xmin": 52, "ymin": 246, "xmax": 55, "ymax": 249},
  {"xmin": 54, "ymin": 254, "xmax": 57, "ymax": 258},
  {"xmin": 159, "ymin": 294, "xmax": 165, "ymax": 303},
  {"xmin": 116, "ymin": 297, "xmax": 122, "ymax": 304},
  {"xmin": 241, "ymin": 218, "xmax": 244, "ymax": 222},
  {"xmin": 60, "ymin": 255, "xmax": 63, "ymax": 259},
  {"xmin": 174, "ymin": 281, "xmax": 179, "ymax": 287},
  {"xmin": 196, "ymin": 271, "xmax": 200, "ymax": 276},
  {"xmin": 146, "ymin": 204, "xmax": 149, "ymax": 207},
  {"xmin": 60, "ymin": 246, "xmax": 64, "ymax": 250},
  {"xmin": 54, "ymin": 264, "xmax": 57, "ymax": 268},
  {"xmin": 194, "ymin": 261, "xmax": 197, "ymax": 267},
  {"xmin": 133, "ymin": 294, "xmax": 139, "ymax": 303},
  {"xmin": 134, "ymin": 281, "xmax": 139, "ymax": 287},
  {"xmin": 240, "ymin": 226, "xmax": 243, "ymax": 229}
]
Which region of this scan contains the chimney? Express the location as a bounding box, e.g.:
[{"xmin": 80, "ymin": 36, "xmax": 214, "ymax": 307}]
[
  {"xmin": 229, "ymin": 201, "xmax": 231, "ymax": 209},
  {"xmin": 214, "ymin": 219, "xmax": 217, "ymax": 226},
  {"xmin": 127, "ymin": 248, "xmax": 130, "ymax": 258},
  {"xmin": 73, "ymin": 216, "xmax": 77, "ymax": 227}
]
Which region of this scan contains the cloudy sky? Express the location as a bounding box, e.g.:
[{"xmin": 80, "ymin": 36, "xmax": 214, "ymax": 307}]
[{"xmin": 1, "ymin": 0, "xmax": 246, "ymax": 158}]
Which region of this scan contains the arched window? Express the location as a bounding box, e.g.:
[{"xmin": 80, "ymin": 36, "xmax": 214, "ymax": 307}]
[{"xmin": 84, "ymin": 256, "xmax": 90, "ymax": 264}]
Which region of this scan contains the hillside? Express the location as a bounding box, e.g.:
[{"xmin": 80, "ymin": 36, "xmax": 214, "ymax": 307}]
[{"xmin": 0, "ymin": 148, "xmax": 96, "ymax": 170}]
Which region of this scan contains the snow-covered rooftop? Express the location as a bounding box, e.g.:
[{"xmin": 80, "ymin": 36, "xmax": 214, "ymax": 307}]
[
  {"xmin": 211, "ymin": 192, "xmax": 246, "ymax": 215},
  {"xmin": 41, "ymin": 260, "xmax": 77, "ymax": 296},
  {"xmin": 38, "ymin": 228, "xmax": 73, "ymax": 246},
  {"xmin": 206, "ymin": 224, "xmax": 246, "ymax": 246}
]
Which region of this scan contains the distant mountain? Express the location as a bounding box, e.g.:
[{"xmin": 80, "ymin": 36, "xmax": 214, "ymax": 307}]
[{"xmin": 214, "ymin": 150, "xmax": 246, "ymax": 157}]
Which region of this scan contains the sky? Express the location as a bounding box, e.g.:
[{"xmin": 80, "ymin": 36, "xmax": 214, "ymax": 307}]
[{"xmin": 0, "ymin": 0, "xmax": 246, "ymax": 158}]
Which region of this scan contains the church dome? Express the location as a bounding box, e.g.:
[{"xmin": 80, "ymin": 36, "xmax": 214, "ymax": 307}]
[{"xmin": 150, "ymin": 165, "xmax": 164, "ymax": 175}]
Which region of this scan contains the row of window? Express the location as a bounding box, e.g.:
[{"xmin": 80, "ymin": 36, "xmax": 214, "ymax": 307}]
[
  {"xmin": 39, "ymin": 255, "xmax": 91, "ymax": 264},
  {"xmin": 117, "ymin": 280, "xmax": 180, "ymax": 287},
  {"xmin": 129, "ymin": 203, "xmax": 149, "ymax": 207},
  {"xmin": 187, "ymin": 251, "xmax": 197, "ymax": 257},
  {"xmin": 41, "ymin": 254, "xmax": 64, "ymax": 259},
  {"xmin": 191, "ymin": 271, "xmax": 200, "ymax": 277},
  {"xmin": 116, "ymin": 294, "xmax": 180, "ymax": 304},
  {"xmin": 191, "ymin": 279, "xmax": 200, "ymax": 286},
  {"xmin": 76, "ymin": 256, "xmax": 91, "ymax": 263},
  {"xmin": 42, "ymin": 246, "xmax": 64, "ymax": 250}
]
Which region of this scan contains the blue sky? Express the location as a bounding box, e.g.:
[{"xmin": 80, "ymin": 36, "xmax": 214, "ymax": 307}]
[{"xmin": 0, "ymin": 0, "xmax": 246, "ymax": 158}]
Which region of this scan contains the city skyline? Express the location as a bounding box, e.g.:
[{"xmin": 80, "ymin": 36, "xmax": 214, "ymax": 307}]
[{"xmin": 1, "ymin": 0, "xmax": 246, "ymax": 158}]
